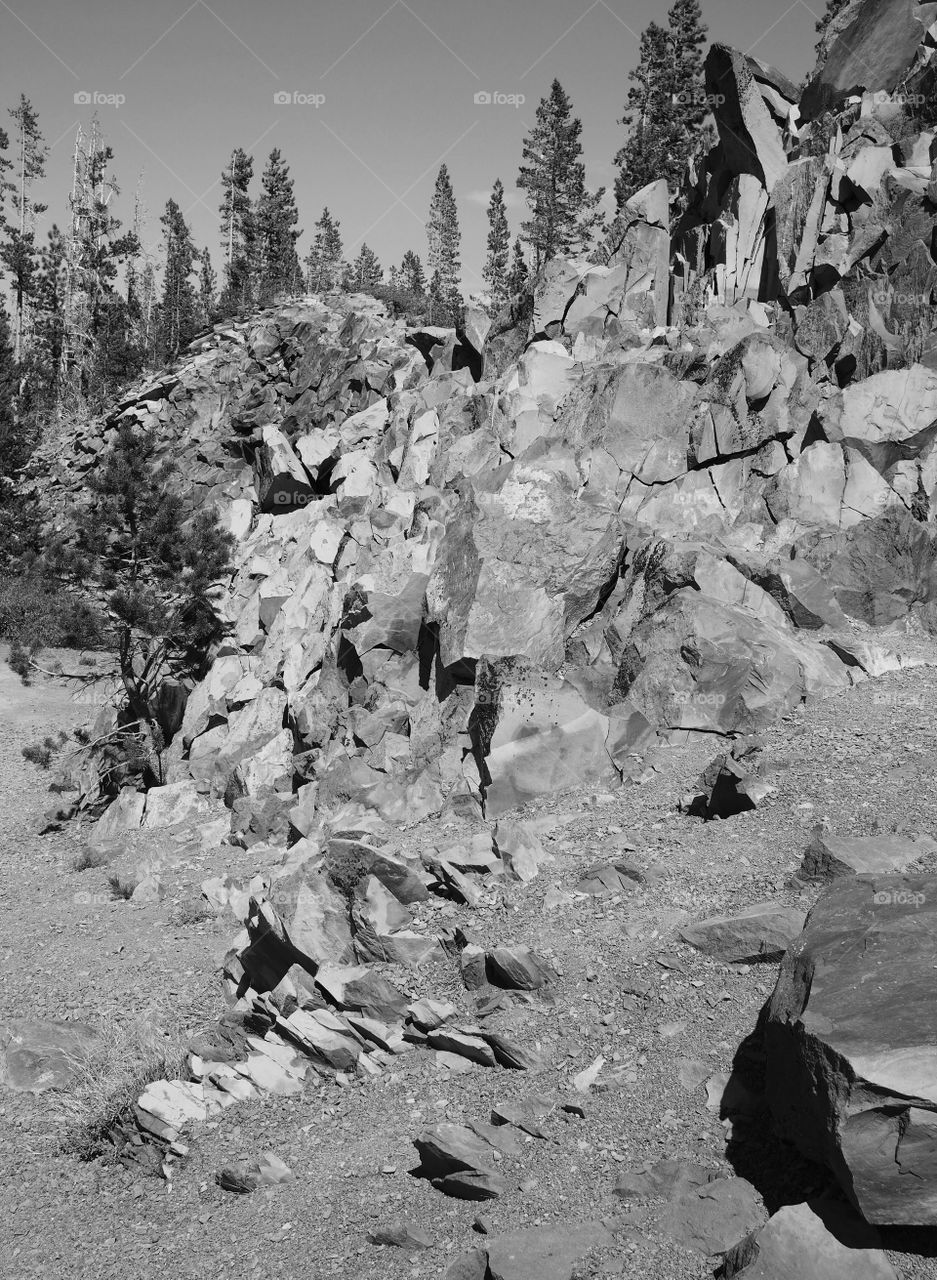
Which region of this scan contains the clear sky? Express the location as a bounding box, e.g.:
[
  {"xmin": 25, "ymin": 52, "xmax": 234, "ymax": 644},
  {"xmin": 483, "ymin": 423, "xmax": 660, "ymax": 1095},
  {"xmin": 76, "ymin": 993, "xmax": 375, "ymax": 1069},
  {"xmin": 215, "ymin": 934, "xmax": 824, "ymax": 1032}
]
[{"xmin": 0, "ymin": 0, "xmax": 824, "ymax": 293}]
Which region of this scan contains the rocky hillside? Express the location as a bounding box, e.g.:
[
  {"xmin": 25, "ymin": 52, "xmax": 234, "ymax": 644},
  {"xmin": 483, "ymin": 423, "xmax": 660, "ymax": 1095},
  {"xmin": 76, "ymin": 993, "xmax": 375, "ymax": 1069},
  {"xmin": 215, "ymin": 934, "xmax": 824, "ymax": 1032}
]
[{"xmin": 13, "ymin": 1, "xmax": 937, "ymax": 1275}]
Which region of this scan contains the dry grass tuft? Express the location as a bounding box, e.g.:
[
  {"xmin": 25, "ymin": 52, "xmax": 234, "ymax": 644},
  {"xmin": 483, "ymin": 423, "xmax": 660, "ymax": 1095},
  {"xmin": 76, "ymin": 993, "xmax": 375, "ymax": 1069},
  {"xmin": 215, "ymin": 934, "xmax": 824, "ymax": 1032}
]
[
  {"xmin": 53, "ymin": 999, "xmax": 212, "ymax": 1162},
  {"xmin": 107, "ymin": 872, "xmax": 136, "ymax": 900},
  {"xmin": 72, "ymin": 845, "xmax": 112, "ymax": 872}
]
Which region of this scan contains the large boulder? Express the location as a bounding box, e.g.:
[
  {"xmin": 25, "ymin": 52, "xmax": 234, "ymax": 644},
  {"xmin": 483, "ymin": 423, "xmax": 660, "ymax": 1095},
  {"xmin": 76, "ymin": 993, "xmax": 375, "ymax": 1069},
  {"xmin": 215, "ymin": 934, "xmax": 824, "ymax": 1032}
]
[
  {"xmin": 801, "ymin": 0, "xmax": 934, "ymax": 120},
  {"xmin": 720, "ymin": 1200, "xmax": 897, "ymax": 1279},
  {"xmin": 613, "ymin": 589, "xmax": 850, "ymax": 734},
  {"xmin": 764, "ymin": 875, "xmax": 937, "ymax": 1225},
  {"xmin": 705, "ymin": 45, "xmax": 788, "ymax": 192}
]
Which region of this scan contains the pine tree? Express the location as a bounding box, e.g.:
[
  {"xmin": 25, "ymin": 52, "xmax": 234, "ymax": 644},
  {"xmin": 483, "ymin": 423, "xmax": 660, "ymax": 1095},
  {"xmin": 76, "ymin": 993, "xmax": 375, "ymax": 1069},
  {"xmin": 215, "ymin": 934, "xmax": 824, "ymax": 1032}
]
[
  {"xmin": 304, "ymin": 206, "xmax": 343, "ymax": 292},
  {"xmin": 426, "ymin": 164, "xmax": 463, "ymax": 325},
  {"xmin": 400, "ymin": 249, "xmax": 426, "ymax": 296},
  {"xmin": 0, "ymin": 296, "xmax": 30, "ymax": 568},
  {"xmin": 518, "ymin": 80, "xmax": 605, "ymax": 271},
  {"xmin": 28, "ymin": 423, "xmax": 234, "ymax": 782},
  {"xmin": 158, "ymin": 198, "xmax": 198, "ymax": 362},
  {"xmin": 255, "ymin": 149, "xmax": 302, "ymax": 306},
  {"xmin": 507, "ymin": 237, "xmax": 529, "ymax": 297},
  {"xmin": 218, "ymin": 148, "xmax": 254, "ymax": 316},
  {"xmin": 59, "ymin": 123, "xmax": 139, "ymax": 409},
  {"xmin": 30, "ymin": 225, "xmax": 67, "ymax": 409},
  {"xmin": 138, "ymin": 260, "xmax": 159, "ymax": 369},
  {"xmin": 613, "ymin": 1, "xmax": 707, "ymax": 214},
  {"xmin": 344, "ymin": 243, "xmax": 382, "ymax": 292},
  {"xmin": 667, "ymin": 1, "xmax": 708, "ymax": 139},
  {"xmin": 198, "ymin": 247, "xmax": 217, "ymax": 328},
  {"xmin": 482, "ymin": 178, "xmax": 511, "ymax": 313},
  {"xmin": 2, "ymin": 96, "xmax": 47, "ymax": 365},
  {"xmin": 613, "ymin": 24, "xmax": 674, "ymax": 210}
]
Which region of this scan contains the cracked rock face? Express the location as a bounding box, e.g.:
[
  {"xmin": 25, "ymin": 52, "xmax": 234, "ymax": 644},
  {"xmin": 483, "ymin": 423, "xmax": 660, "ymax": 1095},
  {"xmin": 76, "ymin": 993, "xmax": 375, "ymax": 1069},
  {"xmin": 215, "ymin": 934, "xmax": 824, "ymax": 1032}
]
[{"xmin": 763, "ymin": 874, "xmax": 937, "ymax": 1224}]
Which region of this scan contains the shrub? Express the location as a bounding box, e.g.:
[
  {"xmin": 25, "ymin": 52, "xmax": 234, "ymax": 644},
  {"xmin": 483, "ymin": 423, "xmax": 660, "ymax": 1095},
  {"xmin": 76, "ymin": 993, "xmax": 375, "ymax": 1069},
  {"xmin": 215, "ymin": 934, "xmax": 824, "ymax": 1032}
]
[
  {"xmin": 0, "ymin": 572, "xmax": 104, "ymax": 682},
  {"xmin": 72, "ymin": 846, "xmax": 112, "ymax": 872},
  {"xmin": 22, "ymin": 731, "xmax": 68, "ymax": 769},
  {"xmin": 107, "ymin": 872, "xmax": 136, "ymax": 901},
  {"xmin": 12, "ymin": 423, "xmax": 234, "ymax": 788}
]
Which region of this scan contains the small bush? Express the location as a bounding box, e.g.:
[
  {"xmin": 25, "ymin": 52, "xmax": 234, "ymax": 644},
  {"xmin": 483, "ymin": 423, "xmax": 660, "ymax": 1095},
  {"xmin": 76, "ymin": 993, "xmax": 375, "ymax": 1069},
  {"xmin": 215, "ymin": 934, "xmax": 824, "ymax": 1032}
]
[
  {"xmin": 107, "ymin": 873, "xmax": 136, "ymax": 901},
  {"xmin": 73, "ymin": 846, "xmax": 112, "ymax": 872},
  {"xmin": 368, "ymin": 283, "xmax": 430, "ymax": 323},
  {"xmin": 0, "ymin": 572, "xmax": 104, "ymax": 681},
  {"xmin": 170, "ymin": 897, "xmax": 215, "ymax": 926},
  {"xmin": 22, "ymin": 730, "xmax": 69, "ymax": 769}
]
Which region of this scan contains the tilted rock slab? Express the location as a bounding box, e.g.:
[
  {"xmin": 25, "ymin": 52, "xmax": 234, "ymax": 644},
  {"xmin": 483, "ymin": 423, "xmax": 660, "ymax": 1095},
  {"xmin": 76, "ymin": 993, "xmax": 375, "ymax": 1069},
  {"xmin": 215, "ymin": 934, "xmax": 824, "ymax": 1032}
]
[{"xmin": 764, "ymin": 874, "xmax": 937, "ymax": 1224}]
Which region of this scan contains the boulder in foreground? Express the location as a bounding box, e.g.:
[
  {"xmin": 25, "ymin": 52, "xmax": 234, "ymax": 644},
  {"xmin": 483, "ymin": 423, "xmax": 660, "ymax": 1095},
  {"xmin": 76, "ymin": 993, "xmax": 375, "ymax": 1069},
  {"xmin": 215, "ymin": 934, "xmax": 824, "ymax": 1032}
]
[{"xmin": 764, "ymin": 875, "xmax": 937, "ymax": 1224}]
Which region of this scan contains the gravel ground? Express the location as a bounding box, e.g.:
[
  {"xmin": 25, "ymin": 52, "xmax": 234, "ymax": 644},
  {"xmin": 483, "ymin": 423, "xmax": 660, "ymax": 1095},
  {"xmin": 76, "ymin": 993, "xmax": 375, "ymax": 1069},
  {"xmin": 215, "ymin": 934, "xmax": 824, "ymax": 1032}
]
[{"xmin": 3, "ymin": 634, "xmax": 937, "ymax": 1280}]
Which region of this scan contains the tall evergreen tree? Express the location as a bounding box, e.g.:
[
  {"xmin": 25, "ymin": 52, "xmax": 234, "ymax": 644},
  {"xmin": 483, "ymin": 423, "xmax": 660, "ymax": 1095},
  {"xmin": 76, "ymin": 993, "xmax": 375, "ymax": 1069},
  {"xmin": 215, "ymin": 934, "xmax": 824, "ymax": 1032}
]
[
  {"xmin": 137, "ymin": 260, "xmax": 160, "ymax": 369},
  {"xmin": 517, "ymin": 80, "xmax": 604, "ymax": 271},
  {"xmin": 218, "ymin": 148, "xmax": 254, "ymax": 316},
  {"xmin": 0, "ymin": 296, "xmax": 29, "ymax": 568},
  {"xmin": 28, "ymin": 225, "xmax": 65, "ymax": 405},
  {"xmin": 482, "ymin": 178, "xmax": 511, "ymax": 313},
  {"xmin": 198, "ymin": 247, "xmax": 217, "ymax": 328},
  {"xmin": 158, "ymin": 198, "xmax": 198, "ymax": 362},
  {"xmin": 400, "ymin": 249, "xmax": 426, "ymax": 296},
  {"xmin": 59, "ymin": 124, "xmax": 139, "ymax": 409},
  {"xmin": 667, "ymin": 1, "xmax": 708, "ymax": 140},
  {"xmin": 2, "ymin": 96, "xmax": 47, "ymax": 365},
  {"xmin": 506, "ymin": 237, "xmax": 529, "ymax": 297},
  {"xmin": 255, "ymin": 149, "xmax": 302, "ymax": 305},
  {"xmin": 426, "ymin": 164, "xmax": 463, "ymax": 325},
  {"xmin": 613, "ymin": 23, "xmax": 673, "ymax": 210},
  {"xmin": 304, "ymin": 206, "xmax": 343, "ymax": 292},
  {"xmin": 613, "ymin": 1, "xmax": 707, "ymax": 213},
  {"xmin": 344, "ymin": 243, "xmax": 382, "ymax": 292}
]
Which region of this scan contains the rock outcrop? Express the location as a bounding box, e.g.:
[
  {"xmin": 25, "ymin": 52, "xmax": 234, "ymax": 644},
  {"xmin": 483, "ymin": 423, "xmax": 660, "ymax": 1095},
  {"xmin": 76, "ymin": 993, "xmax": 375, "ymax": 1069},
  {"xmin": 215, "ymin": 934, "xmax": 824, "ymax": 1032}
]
[
  {"xmin": 26, "ymin": 9, "xmax": 937, "ymax": 1239},
  {"xmin": 764, "ymin": 875, "xmax": 937, "ymax": 1224}
]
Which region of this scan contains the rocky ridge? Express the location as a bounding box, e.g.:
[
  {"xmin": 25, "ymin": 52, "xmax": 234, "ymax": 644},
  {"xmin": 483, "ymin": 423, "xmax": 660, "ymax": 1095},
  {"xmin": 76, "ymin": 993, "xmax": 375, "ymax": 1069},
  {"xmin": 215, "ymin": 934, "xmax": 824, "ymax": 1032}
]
[{"xmin": 14, "ymin": 0, "xmax": 937, "ymax": 1272}]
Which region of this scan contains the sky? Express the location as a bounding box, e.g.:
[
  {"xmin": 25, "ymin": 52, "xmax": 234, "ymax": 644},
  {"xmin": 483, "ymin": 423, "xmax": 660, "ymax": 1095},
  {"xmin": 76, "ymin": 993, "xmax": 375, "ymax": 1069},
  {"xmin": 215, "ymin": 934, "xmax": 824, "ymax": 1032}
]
[{"xmin": 0, "ymin": 0, "xmax": 825, "ymax": 294}]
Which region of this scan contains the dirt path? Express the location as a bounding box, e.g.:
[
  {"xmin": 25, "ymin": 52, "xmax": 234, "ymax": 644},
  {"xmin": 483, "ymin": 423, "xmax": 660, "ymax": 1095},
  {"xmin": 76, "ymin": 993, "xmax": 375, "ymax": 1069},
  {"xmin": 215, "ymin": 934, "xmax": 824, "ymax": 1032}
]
[{"xmin": 3, "ymin": 643, "xmax": 937, "ymax": 1279}]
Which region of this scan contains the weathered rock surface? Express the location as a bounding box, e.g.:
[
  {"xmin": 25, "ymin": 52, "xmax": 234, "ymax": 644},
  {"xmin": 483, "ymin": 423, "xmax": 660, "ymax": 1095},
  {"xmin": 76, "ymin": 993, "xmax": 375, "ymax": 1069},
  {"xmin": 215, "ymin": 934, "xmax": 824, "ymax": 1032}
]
[
  {"xmin": 0, "ymin": 1019, "xmax": 98, "ymax": 1093},
  {"xmin": 484, "ymin": 1221, "xmax": 613, "ymax": 1280},
  {"xmin": 680, "ymin": 903, "xmax": 807, "ymax": 964},
  {"xmin": 719, "ymin": 1200, "xmax": 897, "ymax": 1280},
  {"xmin": 797, "ymin": 829, "xmax": 937, "ymax": 882},
  {"xmin": 663, "ymin": 1175, "xmax": 766, "ymax": 1255},
  {"xmin": 764, "ymin": 875, "xmax": 937, "ymax": 1224}
]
